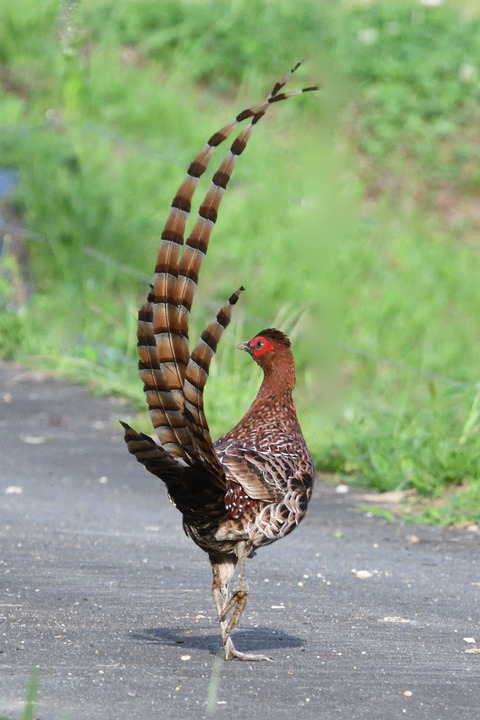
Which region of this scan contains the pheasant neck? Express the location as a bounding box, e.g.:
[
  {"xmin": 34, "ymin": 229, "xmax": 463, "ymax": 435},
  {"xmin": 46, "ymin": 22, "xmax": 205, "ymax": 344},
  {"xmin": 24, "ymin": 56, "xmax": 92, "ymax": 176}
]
[{"xmin": 256, "ymin": 355, "xmax": 296, "ymax": 400}]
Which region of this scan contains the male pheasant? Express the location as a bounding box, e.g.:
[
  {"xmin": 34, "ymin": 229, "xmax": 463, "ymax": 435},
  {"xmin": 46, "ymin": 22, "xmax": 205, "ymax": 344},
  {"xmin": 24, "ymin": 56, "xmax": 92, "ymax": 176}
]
[{"xmin": 122, "ymin": 62, "xmax": 317, "ymax": 661}]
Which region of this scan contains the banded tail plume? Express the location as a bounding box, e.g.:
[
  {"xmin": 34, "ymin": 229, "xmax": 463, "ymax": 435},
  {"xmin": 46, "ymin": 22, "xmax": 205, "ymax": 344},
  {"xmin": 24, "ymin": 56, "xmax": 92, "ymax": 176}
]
[{"xmin": 123, "ymin": 61, "xmax": 317, "ymax": 662}]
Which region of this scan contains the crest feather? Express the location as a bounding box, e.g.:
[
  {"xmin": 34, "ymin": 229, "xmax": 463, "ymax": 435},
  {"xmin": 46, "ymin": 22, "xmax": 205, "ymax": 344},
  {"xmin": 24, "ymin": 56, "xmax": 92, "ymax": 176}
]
[{"xmin": 257, "ymin": 328, "xmax": 291, "ymax": 348}]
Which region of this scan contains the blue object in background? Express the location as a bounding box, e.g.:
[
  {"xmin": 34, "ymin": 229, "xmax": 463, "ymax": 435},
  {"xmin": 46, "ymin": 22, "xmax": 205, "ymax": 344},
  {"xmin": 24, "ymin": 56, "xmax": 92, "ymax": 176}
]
[
  {"xmin": 0, "ymin": 168, "xmax": 18, "ymax": 199},
  {"xmin": 0, "ymin": 168, "xmax": 19, "ymax": 258}
]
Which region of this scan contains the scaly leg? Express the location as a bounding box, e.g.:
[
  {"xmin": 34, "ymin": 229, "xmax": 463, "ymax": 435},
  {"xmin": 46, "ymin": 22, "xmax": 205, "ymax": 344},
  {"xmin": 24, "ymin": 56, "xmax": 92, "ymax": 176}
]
[
  {"xmin": 210, "ymin": 546, "xmax": 272, "ymax": 662},
  {"xmin": 220, "ymin": 542, "xmax": 249, "ymax": 634}
]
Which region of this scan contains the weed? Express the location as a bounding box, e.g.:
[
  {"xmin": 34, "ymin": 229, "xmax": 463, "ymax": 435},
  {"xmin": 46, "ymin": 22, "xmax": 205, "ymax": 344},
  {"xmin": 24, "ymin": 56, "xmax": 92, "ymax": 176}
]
[{"xmin": 0, "ymin": 669, "xmax": 38, "ymax": 720}]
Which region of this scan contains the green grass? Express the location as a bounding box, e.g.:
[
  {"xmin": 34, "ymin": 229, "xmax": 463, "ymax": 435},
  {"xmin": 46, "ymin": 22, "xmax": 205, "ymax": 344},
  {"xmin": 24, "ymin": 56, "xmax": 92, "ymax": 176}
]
[
  {"xmin": 0, "ymin": 669, "xmax": 38, "ymax": 720},
  {"xmin": 1, "ymin": 0, "xmax": 480, "ymax": 523}
]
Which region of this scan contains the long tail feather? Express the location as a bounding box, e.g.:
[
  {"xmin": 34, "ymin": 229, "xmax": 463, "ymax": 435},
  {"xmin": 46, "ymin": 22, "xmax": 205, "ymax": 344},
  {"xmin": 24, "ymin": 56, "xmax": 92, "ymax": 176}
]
[
  {"xmin": 184, "ymin": 287, "xmax": 244, "ymax": 457},
  {"xmin": 150, "ymin": 95, "xmax": 290, "ymax": 398},
  {"xmin": 137, "ymin": 288, "xmax": 194, "ymax": 460},
  {"xmin": 175, "ymin": 62, "xmax": 318, "ymax": 345},
  {"xmin": 121, "ymin": 420, "xmax": 187, "ymax": 489},
  {"xmin": 140, "ymin": 61, "xmax": 317, "ymax": 461}
]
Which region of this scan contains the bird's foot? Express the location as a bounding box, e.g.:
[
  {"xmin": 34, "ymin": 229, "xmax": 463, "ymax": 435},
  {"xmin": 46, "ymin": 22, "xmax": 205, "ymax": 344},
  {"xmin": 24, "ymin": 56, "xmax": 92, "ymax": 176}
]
[{"xmin": 224, "ymin": 637, "xmax": 273, "ymax": 662}]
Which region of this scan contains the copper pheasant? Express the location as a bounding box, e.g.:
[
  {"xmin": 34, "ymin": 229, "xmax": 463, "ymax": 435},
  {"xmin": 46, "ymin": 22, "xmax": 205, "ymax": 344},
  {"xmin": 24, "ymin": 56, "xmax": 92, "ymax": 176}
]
[{"xmin": 122, "ymin": 62, "xmax": 317, "ymax": 661}]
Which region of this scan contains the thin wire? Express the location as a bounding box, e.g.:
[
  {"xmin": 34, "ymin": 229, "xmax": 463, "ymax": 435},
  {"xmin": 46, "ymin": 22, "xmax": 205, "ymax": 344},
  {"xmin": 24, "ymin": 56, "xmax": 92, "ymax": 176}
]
[
  {"xmin": 82, "ymin": 123, "xmax": 185, "ymax": 167},
  {"xmin": 2, "ymin": 115, "xmax": 479, "ymax": 389},
  {"xmin": 339, "ymin": 344, "xmax": 479, "ymax": 390},
  {"xmin": 82, "ymin": 246, "xmax": 151, "ymax": 283},
  {"xmin": 3, "ymin": 214, "xmax": 476, "ymax": 390},
  {"xmin": 0, "ymin": 218, "xmax": 47, "ymax": 243}
]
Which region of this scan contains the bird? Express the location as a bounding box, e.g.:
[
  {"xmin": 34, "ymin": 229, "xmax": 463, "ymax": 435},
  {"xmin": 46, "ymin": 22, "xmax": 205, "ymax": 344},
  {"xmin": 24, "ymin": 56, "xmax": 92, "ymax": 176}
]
[{"xmin": 122, "ymin": 61, "xmax": 317, "ymax": 661}]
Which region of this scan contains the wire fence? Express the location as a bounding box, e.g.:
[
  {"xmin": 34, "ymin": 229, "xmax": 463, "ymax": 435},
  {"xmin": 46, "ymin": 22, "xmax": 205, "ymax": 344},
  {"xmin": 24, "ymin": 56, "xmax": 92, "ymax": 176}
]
[
  {"xmin": 1, "ymin": 211, "xmax": 478, "ymax": 392},
  {"xmin": 1, "ymin": 117, "xmax": 479, "ymax": 392}
]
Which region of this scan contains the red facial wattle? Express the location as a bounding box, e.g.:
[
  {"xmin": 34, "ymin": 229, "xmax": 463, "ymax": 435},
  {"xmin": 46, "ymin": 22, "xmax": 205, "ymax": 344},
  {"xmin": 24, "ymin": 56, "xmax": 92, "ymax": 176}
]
[{"xmin": 249, "ymin": 336, "xmax": 275, "ymax": 357}]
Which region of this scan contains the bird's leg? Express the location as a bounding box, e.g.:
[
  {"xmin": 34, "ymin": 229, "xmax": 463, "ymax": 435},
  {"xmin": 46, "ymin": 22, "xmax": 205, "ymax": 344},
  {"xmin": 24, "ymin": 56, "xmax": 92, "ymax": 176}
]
[
  {"xmin": 210, "ymin": 547, "xmax": 272, "ymax": 662},
  {"xmin": 220, "ymin": 542, "xmax": 249, "ymax": 634},
  {"xmin": 210, "ymin": 553, "xmax": 239, "ymax": 660},
  {"xmin": 210, "ymin": 553, "xmax": 236, "ymax": 641}
]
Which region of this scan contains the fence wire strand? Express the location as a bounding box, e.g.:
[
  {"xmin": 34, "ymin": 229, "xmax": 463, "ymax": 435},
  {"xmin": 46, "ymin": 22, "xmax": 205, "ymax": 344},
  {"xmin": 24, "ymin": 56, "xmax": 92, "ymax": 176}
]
[
  {"xmin": 1, "ymin": 215, "xmax": 478, "ymax": 391},
  {"xmin": 1, "ymin": 117, "xmax": 479, "ymax": 391}
]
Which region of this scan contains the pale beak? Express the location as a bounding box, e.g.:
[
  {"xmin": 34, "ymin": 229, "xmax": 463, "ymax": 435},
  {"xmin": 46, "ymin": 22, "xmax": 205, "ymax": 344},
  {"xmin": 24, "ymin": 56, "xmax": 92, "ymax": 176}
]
[{"xmin": 237, "ymin": 341, "xmax": 253, "ymax": 355}]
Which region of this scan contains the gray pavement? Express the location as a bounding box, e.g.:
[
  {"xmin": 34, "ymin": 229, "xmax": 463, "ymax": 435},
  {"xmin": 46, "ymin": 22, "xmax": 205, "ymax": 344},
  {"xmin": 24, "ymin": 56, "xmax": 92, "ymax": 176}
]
[{"xmin": 0, "ymin": 360, "xmax": 478, "ymax": 719}]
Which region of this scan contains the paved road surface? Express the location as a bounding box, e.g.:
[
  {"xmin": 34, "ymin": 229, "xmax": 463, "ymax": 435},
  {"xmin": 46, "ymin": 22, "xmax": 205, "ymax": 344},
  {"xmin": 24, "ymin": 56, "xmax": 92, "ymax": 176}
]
[{"xmin": 0, "ymin": 361, "xmax": 478, "ymax": 719}]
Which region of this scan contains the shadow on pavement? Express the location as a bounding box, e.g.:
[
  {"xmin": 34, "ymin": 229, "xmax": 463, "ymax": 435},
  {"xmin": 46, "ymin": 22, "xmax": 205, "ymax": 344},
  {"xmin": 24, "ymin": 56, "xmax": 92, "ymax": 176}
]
[{"xmin": 130, "ymin": 626, "xmax": 304, "ymax": 655}]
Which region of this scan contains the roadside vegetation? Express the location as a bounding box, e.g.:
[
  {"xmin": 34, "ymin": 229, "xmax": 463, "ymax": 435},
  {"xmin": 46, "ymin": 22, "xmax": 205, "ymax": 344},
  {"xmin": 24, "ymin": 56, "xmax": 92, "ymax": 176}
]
[
  {"xmin": 1, "ymin": 0, "xmax": 480, "ymax": 524},
  {"xmin": 0, "ymin": 669, "xmax": 37, "ymax": 720}
]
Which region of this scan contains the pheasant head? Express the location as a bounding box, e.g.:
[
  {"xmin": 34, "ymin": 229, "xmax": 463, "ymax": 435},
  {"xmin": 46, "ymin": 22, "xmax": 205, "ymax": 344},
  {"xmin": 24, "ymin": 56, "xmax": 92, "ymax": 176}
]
[{"xmin": 238, "ymin": 328, "xmax": 296, "ymax": 393}]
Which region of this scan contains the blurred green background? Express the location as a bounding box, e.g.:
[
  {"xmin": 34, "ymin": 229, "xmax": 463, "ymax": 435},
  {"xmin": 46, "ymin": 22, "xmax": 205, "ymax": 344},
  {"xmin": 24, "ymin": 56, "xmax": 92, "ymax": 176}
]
[{"xmin": 1, "ymin": 0, "xmax": 480, "ymax": 523}]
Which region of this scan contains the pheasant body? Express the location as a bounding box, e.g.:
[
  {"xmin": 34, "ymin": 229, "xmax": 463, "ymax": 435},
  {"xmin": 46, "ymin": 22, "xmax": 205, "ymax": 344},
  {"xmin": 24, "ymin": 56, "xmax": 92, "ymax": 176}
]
[{"xmin": 123, "ymin": 64, "xmax": 317, "ymax": 661}]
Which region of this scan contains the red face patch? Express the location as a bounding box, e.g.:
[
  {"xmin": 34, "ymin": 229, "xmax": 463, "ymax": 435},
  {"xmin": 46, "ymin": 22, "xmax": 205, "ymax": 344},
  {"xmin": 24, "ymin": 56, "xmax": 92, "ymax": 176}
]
[{"xmin": 248, "ymin": 335, "xmax": 274, "ymax": 357}]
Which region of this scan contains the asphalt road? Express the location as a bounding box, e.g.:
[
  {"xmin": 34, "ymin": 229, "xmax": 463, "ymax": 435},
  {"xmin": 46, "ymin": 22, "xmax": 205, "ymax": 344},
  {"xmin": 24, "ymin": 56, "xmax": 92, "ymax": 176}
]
[{"xmin": 0, "ymin": 361, "xmax": 478, "ymax": 720}]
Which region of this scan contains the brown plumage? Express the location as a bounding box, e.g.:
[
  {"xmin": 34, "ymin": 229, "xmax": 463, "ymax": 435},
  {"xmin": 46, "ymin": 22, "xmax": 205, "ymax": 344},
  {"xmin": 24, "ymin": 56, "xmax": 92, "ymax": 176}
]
[{"xmin": 122, "ymin": 62, "xmax": 317, "ymax": 661}]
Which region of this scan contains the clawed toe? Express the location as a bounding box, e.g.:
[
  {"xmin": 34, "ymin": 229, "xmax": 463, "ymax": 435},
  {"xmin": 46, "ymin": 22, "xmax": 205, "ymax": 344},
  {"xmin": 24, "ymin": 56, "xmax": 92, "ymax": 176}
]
[{"xmin": 224, "ymin": 637, "xmax": 273, "ymax": 662}]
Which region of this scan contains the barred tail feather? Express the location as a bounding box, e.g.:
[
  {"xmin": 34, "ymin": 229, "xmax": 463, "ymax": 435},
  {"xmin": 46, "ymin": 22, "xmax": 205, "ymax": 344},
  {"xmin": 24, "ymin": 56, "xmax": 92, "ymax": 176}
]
[
  {"xmin": 137, "ymin": 289, "xmax": 194, "ymax": 460},
  {"xmin": 121, "ymin": 421, "xmax": 186, "ymax": 487},
  {"xmin": 175, "ymin": 61, "xmax": 318, "ymax": 344},
  {"xmin": 150, "ymin": 99, "xmax": 279, "ymax": 393},
  {"xmin": 135, "ymin": 61, "xmax": 317, "ymax": 465},
  {"xmin": 184, "ymin": 287, "xmax": 244, "ymax": 455}
]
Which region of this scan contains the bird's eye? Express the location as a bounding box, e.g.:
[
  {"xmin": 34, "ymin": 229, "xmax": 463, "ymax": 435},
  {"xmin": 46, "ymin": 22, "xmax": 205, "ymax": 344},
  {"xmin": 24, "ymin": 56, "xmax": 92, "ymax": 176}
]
[{"xmin": 248, "ymin": 335, "xmax": 273, "ymax": 356}]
